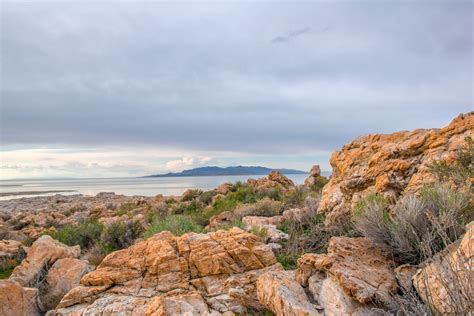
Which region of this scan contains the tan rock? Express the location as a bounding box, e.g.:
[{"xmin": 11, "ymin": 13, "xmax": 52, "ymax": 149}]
[
  {"xmin": 413, "ymin": 221, "xmax": 474, "ymax": 315},
  {"xmin": 394, "ymin": 264, "xmax": 417, "ymax": 292},
  {"xmin": 268, "ymin": 171, "xmax": 295, "ymax": 187},
  {"xmin": 145, "ymin": 291, "xmax": 218, "ymax": 316},
  {"xmin": 318, "ymin": 278, "xmax": 375, "ymax": 316},
  {"xmin": 215, "ymin": 183, "xmax": 233, "ymax": 195},
  {"xmin": 242, "ymin": 216, "xmax": 288, "ymax": 243},
  {"xmin": 41, "ymin": 258, "xmax": 94, "ymax": 310},
  {"xmin": 296, "ymin": 237, "xmax": 397, "ymax": 304},
  {"xmin": 318, "ymin": 112, "xmax": 473, "ymax": 225},
  {"xmin": 256, "ymin": 270, "xmax": 320, "ymax": 316},
  {"xmin": 9, "ymin": 235, "xmax": 80, "ymax": 287},
  {"xmin": 0, "ymin": 279, "xmax": 42, "ymax": 316},
  {"xmin": 52, "ymin": 228, "xmax": 277, "ymax": 314}
]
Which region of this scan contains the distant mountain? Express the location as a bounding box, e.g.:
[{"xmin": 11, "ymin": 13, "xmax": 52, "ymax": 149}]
[{"xmin": 145, "ymin": 166, "xmax": 307, "ymax": 178}]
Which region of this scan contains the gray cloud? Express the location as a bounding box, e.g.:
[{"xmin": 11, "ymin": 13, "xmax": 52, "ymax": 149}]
[
  {"xmin": 1, "ymin": 1, "xmax": 472, "ymax": 155},
  {"xmin": 271, "ymin": 27, "xmax": 313, "ymax": 43}
]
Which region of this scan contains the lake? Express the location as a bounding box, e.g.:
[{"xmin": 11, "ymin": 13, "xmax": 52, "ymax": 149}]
[{"xmin": 0, "ymin": 174, "xmax": 310, "ymax": 200}]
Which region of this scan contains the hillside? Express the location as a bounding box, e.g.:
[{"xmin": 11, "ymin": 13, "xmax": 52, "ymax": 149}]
[{"xmin": 145, "ymin": 165, "xmax": 307, "ymax": 177}]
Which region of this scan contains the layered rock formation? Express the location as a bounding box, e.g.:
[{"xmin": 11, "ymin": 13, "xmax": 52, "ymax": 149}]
[
  {"xmin": 51, "ymin": 227, "xmax": 280, "ymax": 315},
  {"xmin": 1, "ymin": 235, "xmax": 89, "ymax": 315},
  {"xmin": 318, "ymin": 112, "xmax": 473, "ymax": 224},
  {"xmin": 413, "ymin": 221, "xmax": 473, "ymax": 315}
]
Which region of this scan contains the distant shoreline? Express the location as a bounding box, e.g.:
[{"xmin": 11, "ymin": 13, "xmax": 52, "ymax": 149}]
[{"xmin": 0, "ymin": 190, "xmax": 77, "ymax": 197}]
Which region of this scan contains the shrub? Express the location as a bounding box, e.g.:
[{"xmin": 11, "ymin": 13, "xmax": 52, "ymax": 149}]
[
  {"xmin": 100, "ymin": 220, "xmax": 144, "ymax": 251},
  {"xmin": 428, "ymin": 136, "xmax": 473, "ymax": 188},
  {"xmin": 354, "ymin": 184, "xmax": 471, "ymax": 264},
  {"xmin": 144, "ymin": 215, "xmax": 202, "ymax": 237},
  {"xmin": 233, "ymin": 197, "xmax": 282, "ymax": 219},
  {"xmin": 46, "ymin": 219, "xmax": 103, "ymax": 249},
  {"xmin": 276, "ymin": 253, "xmax": 298, "ymax": 270}
]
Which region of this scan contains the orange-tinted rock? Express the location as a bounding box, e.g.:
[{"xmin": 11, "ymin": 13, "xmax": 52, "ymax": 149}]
[
  {"xmin": 296, "ymin": 237, "xmax": 397, "ymax": 304},
  {"xmin": 52, "ymin": 228, "xmax": 277, "ymax": 315},
  {"xmin": 0, "ymin": 279, "xmax": 43, "ymax": 316},
  {"xmin": 9, "ymin": 235, "xmax": 80, "ymax": 287},
  {"xmin": 413, "ymin": 221, "xmax": 474, "ymax": 315},
  {"xmin": 41, "ymin": 258, "xmax": 94, "ymax": 310},
  {"xmin": 256, "ymin": 270, "xmax": 320, "ymax": 316},
  {"xmin": 318, "ymin": 112, "xmax": 473, "ymax": 224}
]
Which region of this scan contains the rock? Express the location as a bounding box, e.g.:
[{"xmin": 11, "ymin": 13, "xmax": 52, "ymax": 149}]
[
  {"xmin": 242, "ymin": 216, "xmax": 288, "ymax": 243},
  {"xmin": 296, "ymin": 237, "xmax": 397, "ymax": 304},
  {"xmin": 0, "ymin": 279, "xmax": 43, "ymax": 316},
  {"xmin": 413, "ymin": 221, "xmax": 474, "ymax": 315},
  {"xmin": 268, "ymin": 171, "xmax": 295, "ymax": 187},
  {"xmin": 145, "ymin": 291, "xmax": 219, "ymax": 316},
  {"xmin": 215, "ymin": 183, "xmax": 233, "ymax": 195},
  {"xmin": 309, "ymin": 165, "xmax": 321, "ymax": 178},
  {"xmin": 9, "ymin": 235, "xmax": 81, "ymax": 287},
  {"xmin": 52, "ymin": 228, "xmax": 278, "ymax": 315},
  {"xmin": 318, "ymin": 278, "xmax": 376, "ymax": 316},
  {"xmin": 282, "ymin": 208, "xmax": 313, "ymax": 222},
  {"xmin": 0, "ymin": 239, "xmax": 26, "ymax": 270},
  {"xmin": 40, "ymin": 258, "xmax": 94, "ymax": 310},
  {"xmin": 394, "ymin": 264, "xmax": 417, "ymax": 292},
  {"xmin": 256, "ymin": 270, "xmax": 320, "ymax": 316},
  {"xmin": 318, "ymin": 112, "xmax": 473, "ymax": 225}
]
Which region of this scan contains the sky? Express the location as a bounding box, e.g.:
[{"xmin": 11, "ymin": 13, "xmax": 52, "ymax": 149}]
[{"xmin": 0, "ymin": 0, "xmax": 472, "ymax": 179}]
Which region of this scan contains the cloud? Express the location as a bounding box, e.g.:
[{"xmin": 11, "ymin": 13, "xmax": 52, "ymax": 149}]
[
  {"xmin": 165, "ymin": 157, "xmax": 212, "ymax": 172},
  {"xmin": 0, "ymin": 1, "xmax": 472, "ymax": 178},
  {"xmin": 271, "ymin": 27, "xmax": 313, "ymax": 43}
]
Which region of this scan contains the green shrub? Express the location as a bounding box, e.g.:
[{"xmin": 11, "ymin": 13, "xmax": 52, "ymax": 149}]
[
  {"xmin": 144, "ymin": 215, "xmax": 202, "ymax": 237},
  {"xmin": 46, "ymin": 219, "xmax": 103, "ymax": 249},
  {"xmin": 100, "ymin": 220, "xmax": 144, "ymax": 251},
  {"xmin": 276, "ymin": 253, "xmax": 298, "ymax": 270},
  {"xmin": 116, "ymin": 202, "xmax": 138, "ymax": 216},
  {"xmin": 354, "ymin": 184, "xmax": 471, "ymax": 264}
]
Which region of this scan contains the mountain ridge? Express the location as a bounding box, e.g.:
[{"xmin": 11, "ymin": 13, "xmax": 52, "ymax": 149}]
[{"xmin": 144, "ymin": 165, "xmax": 307, "ymax": 177}]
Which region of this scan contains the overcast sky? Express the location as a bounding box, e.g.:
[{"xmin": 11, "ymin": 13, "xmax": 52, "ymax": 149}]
[{"xmin": 1, "ymin": 1, "xmax": 472, "ymax": 179}]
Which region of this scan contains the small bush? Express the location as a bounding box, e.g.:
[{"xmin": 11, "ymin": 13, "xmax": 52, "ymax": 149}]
[
  {"xmin": 354, "ymin": 184, "xmax": 471, "ymax": 264},
  {"xmin": 100, "ymin": 220, "xmax": 144, "ymax": 251},
  {"xmin": 276, "ymin": 253, "xmax": 298, "ymax": 270},
  {"xmin": 144, "ymin": 215, "xmax": 202, "ymax": 237},
  {"xmin": 233, "ymin": 197, "xmax": 282, "ymax": 219},
  {"xmin": 46, "ymin": 219, "xmax": 103, "ymax": 249}
]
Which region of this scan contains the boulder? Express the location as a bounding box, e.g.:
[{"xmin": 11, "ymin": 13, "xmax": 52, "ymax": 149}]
[
  {"xmin": 318, "ymin": 112, "xmax": 473, "ymax": 225},
  {"xmin": 9, "ymin": 235, "xmax": 81, "ymax": 287},
  {"xmin": 40, "ymin": 258, "xmax": 94, "ymax": 310},
  {"xmin": 0, "ymin": 279, "xmax": 43, "ymax": 316},
  {"xmin": 145, "ymin": 291, "xmax": 221, "ymax": 316},
  {"xmin": 52, "ymin": 228, "xmax": 278, "ymax": 315},
  {"xmin": 296, "ymin": 237, "xmax": 397, "ymax": 304},
  {"xmin": 413, "ymin": 221, "xmax": 474, "ymax": 315},
  {"xmin": 256, "ymin": 270, "xmax": 320, "ymax": 316},
  {"xmin": 268, "ymin": 171, "xmax": 295, "ymax": 187},
  {"xmin": 318, "ymin": 278, "xmax": 376, "ymax": 316}
]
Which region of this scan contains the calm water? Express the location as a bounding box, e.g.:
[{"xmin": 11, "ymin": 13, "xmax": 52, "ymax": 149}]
[{"xmin": 0, "ymin": 174, "xmax": 309, "ymax": 200}]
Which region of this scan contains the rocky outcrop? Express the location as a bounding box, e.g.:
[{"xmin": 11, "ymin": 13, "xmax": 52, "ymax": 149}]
[
  {"xmin": 242, "ymin": 216, "xmax": 288, "ymax": 243},
  {"xmin": 0, "ymin": 279, "xmax": 43, "ymax": 316},
  {"xmin": 413, "ymin": 221, "xmax": 473, "ymax": 315},
  {"xmin": 1, "ymin": 236, "xmax": 86, "ymax": 315},
  {"xmin": 318, "ymin": 112, "xmax": 473, "ymax": 224},
  {"xmin": 297, "ymin": 237, "xmax": 397, "ymax": 305},
  {"xmin": 9, "ymin": 235, "xmax": 81, "ymax": 287},
  {"xmin": 256, "ymin": 270, "xmax": 320, "ymax": 316},
  {"xmin": 52, "ymin": 228, "xmax": 280, "ymax": 315},
  {"xmin": 40, "ymin": 258, "xmax": 94, "ymax": 310}
]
